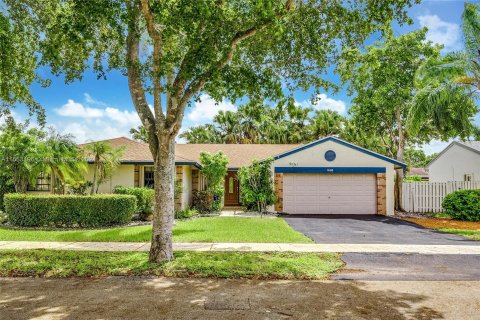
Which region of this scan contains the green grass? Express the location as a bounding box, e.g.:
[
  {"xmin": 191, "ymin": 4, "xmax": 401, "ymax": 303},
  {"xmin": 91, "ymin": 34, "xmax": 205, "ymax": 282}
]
[
  {"xmin": 0, "ymin": 217, "xmax": 312, "ymax": 243},
  {"xmin": 0, "ymin": 250, "xmax": 342, "ymax": 279},
  {"xmin": 427, "ymin": 212, "xmax": 453, "ymax": 219},
  {"xmin": 438, "ymin": 229, "xmax": 480, "ymax": 240}
]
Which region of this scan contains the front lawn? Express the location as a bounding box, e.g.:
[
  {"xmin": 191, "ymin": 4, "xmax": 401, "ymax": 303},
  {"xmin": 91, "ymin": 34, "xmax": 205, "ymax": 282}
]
[
  {"xmin": 0, "ymin": 250, "xmax": 342, "ymax": 279},
  {"xmin": 0, "ymin": 217, "xmax": 312, "ymax": 243},
  {"xmin": 438, "ymin": 229, "xmax": 480, "ymax": 241}
]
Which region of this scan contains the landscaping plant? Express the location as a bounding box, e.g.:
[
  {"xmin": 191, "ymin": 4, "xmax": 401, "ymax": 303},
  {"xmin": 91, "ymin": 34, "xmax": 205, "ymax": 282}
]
[
  {"xmin": 4, "ymin": 194, "xmax": 136, "ymax": 227},
  {"xmin": 199, "ymin": 152, "xmax": 229, "ymax": 212},
  {"xmin": 174, "ymin": 208, "xmax": 198, "ymax": 220},
  {"xmin": 114, "ymin": 186, "xmax": 154, "ymax": 220},
  {"xmin": 238, "ymin": 158, "xmax": 275, "ymax": 213},
  {"xmin": 442, "ymin": 189, "xmax": 480, "ymax": 221}
]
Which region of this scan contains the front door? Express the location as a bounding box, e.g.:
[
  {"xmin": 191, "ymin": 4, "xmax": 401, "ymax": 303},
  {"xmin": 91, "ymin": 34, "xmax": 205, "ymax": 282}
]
[{"xmin": 224, "ymin": 171, "xmax": 240, "ymax": 206}]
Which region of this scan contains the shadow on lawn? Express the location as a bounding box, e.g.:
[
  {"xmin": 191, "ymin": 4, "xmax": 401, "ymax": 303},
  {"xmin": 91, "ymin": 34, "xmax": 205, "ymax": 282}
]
[{"xmin": 0, "ymin": 277, "xmax": 445, "ymax": 319}]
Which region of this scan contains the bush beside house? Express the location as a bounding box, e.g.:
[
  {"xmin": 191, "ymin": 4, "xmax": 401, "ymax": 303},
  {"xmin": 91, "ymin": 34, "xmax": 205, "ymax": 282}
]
[
  {"xmin": 238, "ymin": 158, "xmax": 275, "ymax": 213},
  {"xmin": 197, "ymin": 151, "xmax": 228, "ymax": 212},
  {"xmin": 4, "ymin": 194, "xmax": 136, "ymax": 227},
  {"xmin": 442, "ymin": 189, "xmax": 480, "ymax": 221},
  {"xmin": 113, "ymin": 186, "xmax": 154, "ymax": 220}
]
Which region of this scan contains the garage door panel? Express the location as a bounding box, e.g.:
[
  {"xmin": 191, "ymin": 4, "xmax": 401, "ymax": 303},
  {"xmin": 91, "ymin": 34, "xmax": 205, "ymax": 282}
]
[{"xmin": 283, "ymin": 173, "xmax": 377, "ymax": 215}]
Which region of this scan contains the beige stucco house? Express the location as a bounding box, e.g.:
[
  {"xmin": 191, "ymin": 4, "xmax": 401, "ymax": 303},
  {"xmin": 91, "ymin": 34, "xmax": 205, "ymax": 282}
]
[
  {"xmin": 428, "ymin": 141, "xmax": 480, "ymax": 182},
  {"xmin": 29, "ymin": 136, "xmax": 405, "ymax": 215}
]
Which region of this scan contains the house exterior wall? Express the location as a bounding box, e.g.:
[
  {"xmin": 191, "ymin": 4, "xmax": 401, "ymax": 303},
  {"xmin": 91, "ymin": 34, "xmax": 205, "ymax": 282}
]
[
  {"xmin": 273, "ymin": 140, "xmax": 396, "ymax": 215},
  {"xmin": 86, "ymin": 164, "xmax": 135, "ymax": 193},
  {"xmin": 181, "ymin": 165, "xmax": 193, "ymax": 209},
  {"xmin": 428, "ymin": 144, "xmax": 480, "ymax": 182}
]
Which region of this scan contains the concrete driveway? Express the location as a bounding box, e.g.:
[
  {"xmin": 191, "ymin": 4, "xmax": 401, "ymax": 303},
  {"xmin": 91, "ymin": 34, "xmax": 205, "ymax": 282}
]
[{"xmin": 283, "ymin": 214, "xmax": 478, "ymax": 245}]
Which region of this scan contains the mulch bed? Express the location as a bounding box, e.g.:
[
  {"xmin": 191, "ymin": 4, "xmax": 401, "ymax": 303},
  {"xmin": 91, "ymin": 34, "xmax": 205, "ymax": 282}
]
[{"xmin": 402, "ymin": 217, "xmax": 480, "ymax": 230}]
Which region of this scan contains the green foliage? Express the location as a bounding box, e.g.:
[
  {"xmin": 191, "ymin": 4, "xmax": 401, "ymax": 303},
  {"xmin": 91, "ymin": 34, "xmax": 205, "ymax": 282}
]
[
  {"xmin": 339, "ymin": 29, "xmax": 442, "ymax": 160},
  {"xmin": 130, "ymin": 125, "xmax": 148, "ymax": 143},
  {"xmin": 409, "ymin": 3, "xmax": 480, "ymax": 138},
  {"xmin": 192, "ymin": 190, "xmax": 214, "ymax": 214},
  {"xmin": 174, "ymin": 208, "xmax": 198, "ymax": 220},
  {"xmin": 180, "ymin": 99, "xmax": 346, "ymax": 144},
  {"xmin": 238, "ymin": 158, "xmax": 275, "ymax": 213},
  {"xmin": 84, "ymin": 141, "xmax": 125, "ymax": 194},
  {"xmin": 200, "ymin": 152, "xmax": 229, "ymax": 211},
  {"xmin": 4, "ymin": 194, "xmax": 136, "ymax": 227},
  {"xmin": 404, "ymin": 148, "xmax": 438, "ymax": 168},
  {"xmin": 403, "ymin": 175, "xmax": 422, "ymax": 182},
  {"xmin": 0, "ymin": 119, "xmax": 45, "ymax": 193},
  {"xmin": 442, "ymin": 189, "xmax": 480, "ymax": 221},
  {"xmin": 66, "ymin": 180, "xmax": 93, "ymax": 196},
  {"xmin": 0, "ymin": 175, "xmax": 15, "ymax": 211},
  {"xmin": 113, "ymin": 186, "xmax": 154, "ymax": 220}
]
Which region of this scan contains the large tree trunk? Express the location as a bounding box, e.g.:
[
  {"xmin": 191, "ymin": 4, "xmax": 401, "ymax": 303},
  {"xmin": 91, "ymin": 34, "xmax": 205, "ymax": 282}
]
[{"xmin": 149, "ymin": 133, "xmax": 176, "ymax": 263}]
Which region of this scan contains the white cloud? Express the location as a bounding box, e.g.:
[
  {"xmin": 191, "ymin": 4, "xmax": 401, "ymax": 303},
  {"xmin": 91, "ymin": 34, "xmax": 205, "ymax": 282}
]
[
  {"xmin": 53, "ymin": 94, "xmax": 143, "ymax": 143},
  {"xmin": 105, "ymin": 107, "xmax": 141, "ymax": 127},
  {"xmin": 418, "ymin": 14, "xmax": 461, "ymax": 50},
  {"xmin": 56, "ymin": 99, "xmax": 104, "ymax": 118},
  {"xmin": 187, "ymin": 94, "xmax": 236, "ymax": 123},
  {"xmin": 297, "ymin": 94, "xmax": 347, "ymax": 114}
]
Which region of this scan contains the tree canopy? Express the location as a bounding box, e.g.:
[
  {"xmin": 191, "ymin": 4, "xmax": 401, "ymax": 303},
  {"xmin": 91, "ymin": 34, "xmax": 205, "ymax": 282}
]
[{"xmin": 2, "ymin": 0, "xmax": 420, "ymax": 262}]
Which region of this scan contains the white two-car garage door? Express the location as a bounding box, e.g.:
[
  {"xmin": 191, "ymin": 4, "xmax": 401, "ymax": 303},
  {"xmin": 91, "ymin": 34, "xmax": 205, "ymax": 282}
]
[{"xmin": 283, "ymin": 173, "xmax": 377, "ymax": 215}]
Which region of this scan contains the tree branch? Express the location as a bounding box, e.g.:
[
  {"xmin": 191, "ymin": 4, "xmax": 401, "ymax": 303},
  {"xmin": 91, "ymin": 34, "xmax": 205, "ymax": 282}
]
[
  {"xmin": 126, "ymin": 0, "xmax": 158, "ymax": 154},
  {"xmin": 140, "ymin": 0, "xmax": 165, "ymax": 123}
]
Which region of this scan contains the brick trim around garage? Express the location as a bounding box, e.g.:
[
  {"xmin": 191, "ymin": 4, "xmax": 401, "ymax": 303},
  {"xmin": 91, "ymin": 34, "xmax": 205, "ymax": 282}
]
[
  {"xmin": 274, "ymin": 173, "xmax": 283, "ymax": 212},
  {"xmin": 376, "ymin": 173, "xmax": 387, "ymax": 215}
]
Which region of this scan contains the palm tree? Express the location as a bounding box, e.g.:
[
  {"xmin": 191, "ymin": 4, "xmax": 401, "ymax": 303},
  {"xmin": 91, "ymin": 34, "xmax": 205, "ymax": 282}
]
[
  {"xmin": 215, "ymin": 111, "xmax": 241, "ymax": 144},
  {"xmin": 409, "ymin": 3, "xmax": 480, "ymax": 137},
  {"xmin": 40, "ymin": 130, "xmax": 87, "ymax": 194},
  {"xmin": 179, "ymin": 124, "xmax": 222, "ymax": 143},
  {"xmin": 84, "ymin": 141, "xmax": 125, "ymax": 194},
  {"xmin": 130, "ymin": 125, "xmax": 148, "ymax": 143},
  {"xmin": 310, "ymin": 110, "xmax": 346, "ymax": 139}
]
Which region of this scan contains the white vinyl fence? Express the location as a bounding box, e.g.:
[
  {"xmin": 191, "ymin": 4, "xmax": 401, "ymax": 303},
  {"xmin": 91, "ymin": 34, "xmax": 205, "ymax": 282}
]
[{"xmin": 401, "ymin": 181, "xmax": 480, "ymax": 213}]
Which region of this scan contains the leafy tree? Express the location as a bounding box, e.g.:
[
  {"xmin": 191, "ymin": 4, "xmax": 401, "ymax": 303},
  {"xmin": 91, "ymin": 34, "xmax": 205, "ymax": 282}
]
[
  {"xmin": 409, "ymin": 2, "xmax": 479, "ymax": 137},
  {"xmin": 404, "ymin": 148, "xmax": 427, "ymax": 168},
  {"xmin": 130, "ymin": 125, "xmax": 149, "ymax": 143},
  {"xmin": 39, "ymin": 130, "xmax": 87, "ymax": 194},
  {"xmin": 0, "ymin": 119, "xmax": 44, "ymax": 193},
  {"xmin": 3, "ymin": 0, "xmax": 418, "ymax": 262},
  {"xmin": 84, "ymin": 142, "xmax": 125, "ymax": 195},
  {"xmin": 338, "ymin": 29, "xmax": 441, "ymax": 210},
  {"xmin": 310, "ymin": 110, "xmax": 346, "ymax": 139},
  {"xmin": 238, "ymin": 158, "xmax": 275, "ymax": 213},
  {"xmin": 199, "ymin": 151, "xmax": 229, "ymax": 211}
]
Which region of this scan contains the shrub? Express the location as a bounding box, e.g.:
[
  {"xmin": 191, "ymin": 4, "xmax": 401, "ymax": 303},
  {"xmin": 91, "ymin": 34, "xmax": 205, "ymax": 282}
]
[
  {"xmin": 442, "ymin": 189, "xmax": 480, "ymax": 221},
  {"xmin": 238, "ymin": 158, "xmax": 275, "ymax": 213},
  {"xmin": 199, "ymin": 151, "xmax": 229, "ymax": 212},
  {"xmin": 4, "ymin": 194, "xmax": 136, "ymax": 227},
  {"xmin": 192, "ymin": 190, "xmax": 214, "ymax": 214},
  {"xmin": 0, "ymin": 175, "xmax": 15, "ymax": 211},
  {"xmin": 175, "ymin": 208, "xmax": 198, "ymax": 219},
  {"xmin": 113, "ymin": 186, "xmax": 154, "ymax": 220},
  {"xmin": 403, "ymin": 175, "xmax": 422, "ymax": 182}
]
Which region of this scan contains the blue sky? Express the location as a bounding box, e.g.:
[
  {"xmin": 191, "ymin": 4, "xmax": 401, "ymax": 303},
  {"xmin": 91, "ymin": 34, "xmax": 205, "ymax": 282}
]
[{"xmin": 7, "ymin": 0, "xmax": 469, "ymax": 154}]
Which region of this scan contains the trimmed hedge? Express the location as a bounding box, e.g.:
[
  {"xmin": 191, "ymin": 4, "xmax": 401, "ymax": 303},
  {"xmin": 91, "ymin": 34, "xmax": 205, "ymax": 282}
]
[
  {"xmin": 442, "ymin": 189, "xmax": 480, "ymax": 221},
  {"xmin": 113, "ymin": 186, "xmax": 154, "ymax": 220},
  {"xmin": 4, "ymin": 194, "xmax": 136, "ymax": 227}
]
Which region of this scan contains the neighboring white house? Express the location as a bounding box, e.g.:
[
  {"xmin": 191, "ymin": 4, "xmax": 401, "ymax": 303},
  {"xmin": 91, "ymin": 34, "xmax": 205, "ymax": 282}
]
[
  {"xmin": 428, "ymin": 141, "xmax": 480, "ymax": 182},
  {"xmin": 28, "ymin": 136, "xmax": 405, "ymax": 215}
]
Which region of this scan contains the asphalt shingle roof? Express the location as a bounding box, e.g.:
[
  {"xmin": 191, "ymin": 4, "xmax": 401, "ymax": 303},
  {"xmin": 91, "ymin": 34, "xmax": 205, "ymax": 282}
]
[{"xmin": 80, "ymin": 137, "xmax": 302, "ymax": 168}]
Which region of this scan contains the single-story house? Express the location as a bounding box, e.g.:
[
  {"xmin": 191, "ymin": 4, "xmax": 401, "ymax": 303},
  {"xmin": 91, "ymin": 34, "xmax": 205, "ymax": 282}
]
[
  {"xmin": 28, "ymin": 136, "xmax": 405, "ymax": 215},
  {"xmin": 428, "ymin": 141, "xmax": 480, "ymax": 182}
]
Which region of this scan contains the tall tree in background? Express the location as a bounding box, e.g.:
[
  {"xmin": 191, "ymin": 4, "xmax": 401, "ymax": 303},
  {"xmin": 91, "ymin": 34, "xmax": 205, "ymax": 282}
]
[
  {"xmin": 338, "ymin": 29, "xmax": 441, "ymax": 210},
  {"xmin": 3, "ymin": 0, "xmax": 418, "ymax": 262},
  {"xmin": 130, "ymin": 125, "xmax": 149, "ymax": 143}
]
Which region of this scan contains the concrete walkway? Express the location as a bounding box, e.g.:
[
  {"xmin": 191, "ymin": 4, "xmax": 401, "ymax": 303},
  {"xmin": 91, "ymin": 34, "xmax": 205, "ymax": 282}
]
[{"xmin": 1, "ymin": 241, "xmax": 480, "ymax": 254}]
